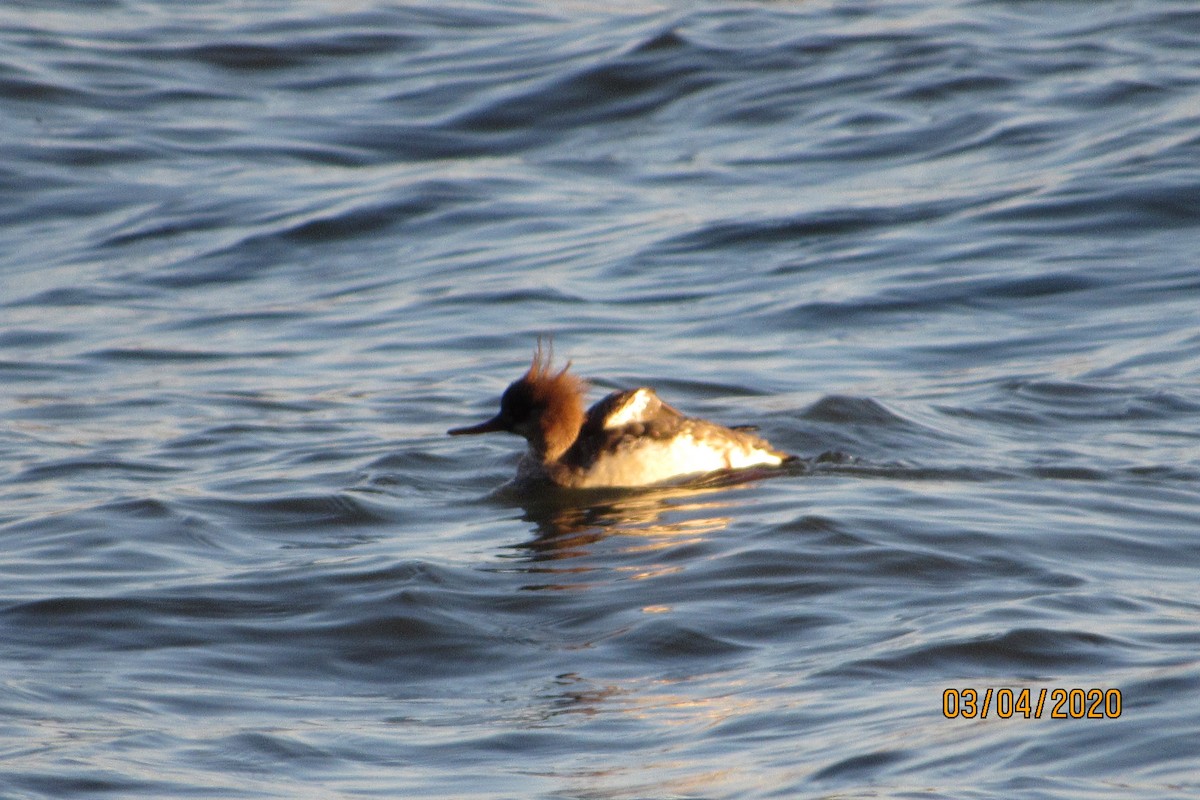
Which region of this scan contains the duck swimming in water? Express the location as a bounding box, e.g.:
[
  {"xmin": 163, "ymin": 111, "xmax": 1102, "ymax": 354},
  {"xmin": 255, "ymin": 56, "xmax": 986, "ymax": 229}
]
[{"xmin": 448, "ymin": 345, "xmax": 793, "ymax": 489}]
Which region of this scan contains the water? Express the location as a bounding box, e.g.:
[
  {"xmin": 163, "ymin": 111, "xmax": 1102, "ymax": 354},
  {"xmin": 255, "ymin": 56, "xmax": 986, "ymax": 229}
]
[{"xmin": 3, "ymin": 1, "xmax": 1199, "ymax": 797}]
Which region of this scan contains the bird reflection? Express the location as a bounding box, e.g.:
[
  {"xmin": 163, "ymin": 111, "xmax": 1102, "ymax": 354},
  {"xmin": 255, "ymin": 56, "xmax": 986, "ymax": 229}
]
[{"xmin": 488, "ymin": 469, "xmax": 783, "ymax": 593}]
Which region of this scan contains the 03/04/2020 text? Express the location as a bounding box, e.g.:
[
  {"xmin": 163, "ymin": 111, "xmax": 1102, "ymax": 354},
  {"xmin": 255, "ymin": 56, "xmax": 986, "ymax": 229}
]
[{"xmin": 942, "ymin": 688, "xmax": 1121, "ymax": 719}]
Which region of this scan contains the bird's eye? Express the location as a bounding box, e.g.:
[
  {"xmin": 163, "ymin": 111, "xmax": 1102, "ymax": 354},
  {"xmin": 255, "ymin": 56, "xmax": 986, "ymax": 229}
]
[{"xmin": 500, "ymin": 381, "xmax": 534, "ymax": 417}]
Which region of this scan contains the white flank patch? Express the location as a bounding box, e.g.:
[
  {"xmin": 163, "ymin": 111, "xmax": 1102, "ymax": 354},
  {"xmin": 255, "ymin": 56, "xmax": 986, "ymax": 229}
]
[
  {"xmin": 575, "ymin": 433, "xmax": 783, "ymax": 489},
  {"xmin": 603, "ymin": 388, "xmax": 657, "ymax": 429}
]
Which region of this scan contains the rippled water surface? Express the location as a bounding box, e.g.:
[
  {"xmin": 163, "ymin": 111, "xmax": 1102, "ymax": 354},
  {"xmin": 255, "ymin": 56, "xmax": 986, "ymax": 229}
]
[{"xmin": 3, "ymin": 1, "xmax": 1200, "ymax": 797}]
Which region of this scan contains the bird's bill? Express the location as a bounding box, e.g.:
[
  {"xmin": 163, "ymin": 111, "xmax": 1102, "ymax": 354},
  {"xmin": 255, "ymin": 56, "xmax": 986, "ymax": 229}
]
[{"xmin": 448, "ymin": 415, "xmax": 507, "ymax": 436}]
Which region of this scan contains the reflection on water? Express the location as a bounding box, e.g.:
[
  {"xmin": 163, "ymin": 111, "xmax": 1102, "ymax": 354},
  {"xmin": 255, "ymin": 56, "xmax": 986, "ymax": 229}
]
[
  {"xmin": 519, "ymin": 484, "xmax": 736, "ymax": 544},
  {"xmin": 494, "ymin": 481, "xmax": 744, "ymax": 592},
  {"xmin": 522, "ymin": 669, "xmax": 781, "ymax": 799}
]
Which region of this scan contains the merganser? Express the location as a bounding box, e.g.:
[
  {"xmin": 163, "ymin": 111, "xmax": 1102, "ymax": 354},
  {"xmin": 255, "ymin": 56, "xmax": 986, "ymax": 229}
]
[{"xmin": 448, "ymin": 345, "xmax": 793, "ymax": 489}]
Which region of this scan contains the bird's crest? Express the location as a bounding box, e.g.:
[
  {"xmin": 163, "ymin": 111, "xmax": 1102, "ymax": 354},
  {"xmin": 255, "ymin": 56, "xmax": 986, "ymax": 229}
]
[{"xmin": 521, "ymin": 338, "xmax": 586, "ymax": 459}]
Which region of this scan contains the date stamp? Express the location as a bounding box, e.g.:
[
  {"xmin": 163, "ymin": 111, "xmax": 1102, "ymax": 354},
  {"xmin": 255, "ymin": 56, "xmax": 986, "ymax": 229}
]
[{"xmin": 942, "ymin": 688, "xmax": 1122, "ymax": 719}]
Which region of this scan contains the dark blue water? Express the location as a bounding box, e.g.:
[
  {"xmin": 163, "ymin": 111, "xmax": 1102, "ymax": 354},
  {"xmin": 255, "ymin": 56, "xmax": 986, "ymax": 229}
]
[{"xmin": 3, "ymin": 1, "xmax": 1199, "ymax": 797}]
